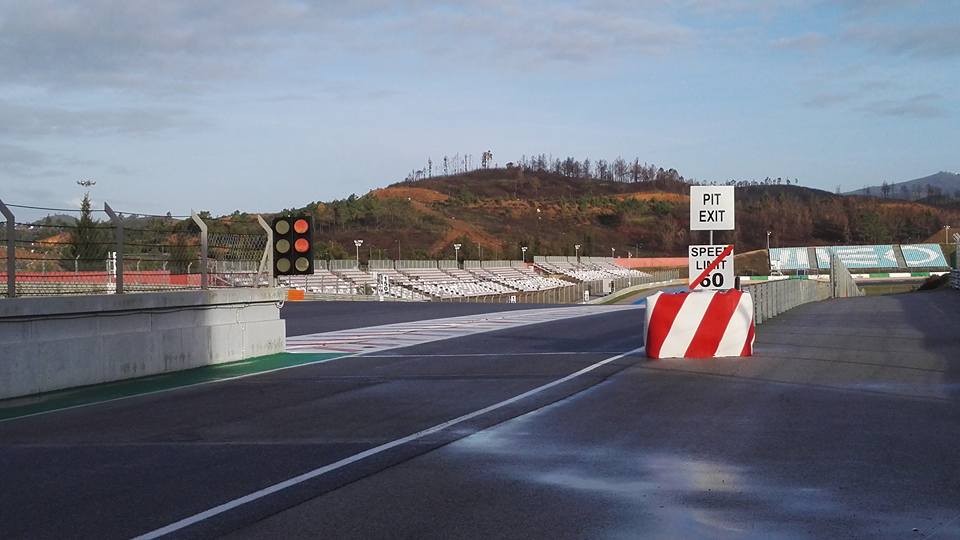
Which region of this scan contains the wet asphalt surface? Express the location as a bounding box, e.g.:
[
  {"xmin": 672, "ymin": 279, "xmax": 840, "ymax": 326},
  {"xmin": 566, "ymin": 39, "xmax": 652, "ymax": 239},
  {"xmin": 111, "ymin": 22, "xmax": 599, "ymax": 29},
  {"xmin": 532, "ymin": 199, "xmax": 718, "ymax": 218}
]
[{"xmin": 2, "ymin": 292, "xmax": 959, "ymax": 539}]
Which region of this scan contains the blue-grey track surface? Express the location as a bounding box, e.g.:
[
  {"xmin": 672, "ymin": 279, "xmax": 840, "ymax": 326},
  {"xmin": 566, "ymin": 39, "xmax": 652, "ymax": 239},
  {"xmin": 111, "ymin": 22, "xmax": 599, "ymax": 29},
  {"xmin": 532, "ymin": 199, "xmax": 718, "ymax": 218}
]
[{"xmin": 2, "ymin": 292, "xmax": 959, "ymax": 539}]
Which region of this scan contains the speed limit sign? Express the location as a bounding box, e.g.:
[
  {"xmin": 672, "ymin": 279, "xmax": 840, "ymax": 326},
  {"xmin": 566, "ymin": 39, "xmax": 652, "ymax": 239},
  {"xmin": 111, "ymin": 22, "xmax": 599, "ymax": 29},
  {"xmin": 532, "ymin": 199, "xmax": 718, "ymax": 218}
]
[{"xmin": 689, "ymin": 244, "xmax": 734, "ymax": 290}]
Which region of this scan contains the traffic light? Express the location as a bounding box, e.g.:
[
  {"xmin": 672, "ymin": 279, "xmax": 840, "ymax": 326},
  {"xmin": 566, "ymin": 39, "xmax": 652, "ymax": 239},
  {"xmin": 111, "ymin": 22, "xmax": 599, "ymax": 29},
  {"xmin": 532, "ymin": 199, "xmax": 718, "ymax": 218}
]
[{"xmin": 272, "ymin": 215, "xmax": 314, "ymax": 276}]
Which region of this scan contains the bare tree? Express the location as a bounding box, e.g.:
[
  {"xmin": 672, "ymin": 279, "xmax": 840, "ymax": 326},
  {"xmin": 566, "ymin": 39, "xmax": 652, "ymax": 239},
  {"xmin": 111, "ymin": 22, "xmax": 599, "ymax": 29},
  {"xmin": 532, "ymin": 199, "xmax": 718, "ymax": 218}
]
[{"xmin": 612, "ymin": 157, "xmax": 628, "ymax": 182}]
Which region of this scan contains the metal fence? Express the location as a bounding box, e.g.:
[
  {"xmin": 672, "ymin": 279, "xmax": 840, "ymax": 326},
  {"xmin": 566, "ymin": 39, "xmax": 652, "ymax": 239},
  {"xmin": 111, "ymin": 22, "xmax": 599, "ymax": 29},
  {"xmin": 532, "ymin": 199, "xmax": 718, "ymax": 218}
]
[
  {"xmin": 0, "ymin": 199, "xmax": 272, "ymax": 298},
  {"xmin": 744, "ymin": 254, "xmax": 863, "ymax": 324}
]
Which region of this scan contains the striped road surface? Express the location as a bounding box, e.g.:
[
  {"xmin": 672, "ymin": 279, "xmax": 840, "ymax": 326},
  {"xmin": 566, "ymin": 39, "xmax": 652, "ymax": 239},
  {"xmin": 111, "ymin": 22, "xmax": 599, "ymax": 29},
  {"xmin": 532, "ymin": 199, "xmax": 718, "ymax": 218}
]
[{"xmin": 285, "ymin": 304, "xmax": 640, "ymax": 355}]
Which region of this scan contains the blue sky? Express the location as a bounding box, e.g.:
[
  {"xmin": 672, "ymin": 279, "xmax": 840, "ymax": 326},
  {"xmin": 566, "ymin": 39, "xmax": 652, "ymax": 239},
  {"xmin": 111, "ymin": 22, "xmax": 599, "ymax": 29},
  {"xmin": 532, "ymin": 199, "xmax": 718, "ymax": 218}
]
[{"xmin": 1, "ymin": 0, "xmax": 957, "ymax": 219}]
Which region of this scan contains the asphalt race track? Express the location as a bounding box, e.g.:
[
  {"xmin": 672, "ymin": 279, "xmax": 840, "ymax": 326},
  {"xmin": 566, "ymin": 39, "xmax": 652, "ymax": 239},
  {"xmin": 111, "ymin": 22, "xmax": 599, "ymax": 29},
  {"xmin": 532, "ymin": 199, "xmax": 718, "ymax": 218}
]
[
  {"xmin": 281, "ymin": 301, "xmax": 572, "ymax": 336},
  {"xmin": 1, "ymin": 292, "xmax": 959, "ymax": 539}
]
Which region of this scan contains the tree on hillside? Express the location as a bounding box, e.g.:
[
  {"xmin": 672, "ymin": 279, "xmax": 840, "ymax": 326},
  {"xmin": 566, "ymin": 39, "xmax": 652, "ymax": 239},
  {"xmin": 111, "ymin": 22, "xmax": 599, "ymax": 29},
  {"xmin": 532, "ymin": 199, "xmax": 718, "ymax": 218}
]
[
  {"xmin": 67, "ymin": 192, "xmax": 108, "ymax": 271},
  {"xmin": 612, "ymin": 157, "xmax": 628, "ymax": 182}
]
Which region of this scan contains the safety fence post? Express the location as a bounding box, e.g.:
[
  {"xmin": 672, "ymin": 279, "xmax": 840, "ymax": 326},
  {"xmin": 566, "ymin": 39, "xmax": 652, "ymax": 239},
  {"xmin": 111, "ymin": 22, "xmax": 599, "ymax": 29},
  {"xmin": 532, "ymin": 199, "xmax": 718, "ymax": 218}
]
[
  {"xmin": 0, "ymin": 199, "xmax": 15, "ymax": 297},
  {"xmin": 191, "ymin": 212, "xmax": 209, "ymax": 289},
  {"xmin": 103, "ymin": 203, "xmax": 124, "ymax": 294}
]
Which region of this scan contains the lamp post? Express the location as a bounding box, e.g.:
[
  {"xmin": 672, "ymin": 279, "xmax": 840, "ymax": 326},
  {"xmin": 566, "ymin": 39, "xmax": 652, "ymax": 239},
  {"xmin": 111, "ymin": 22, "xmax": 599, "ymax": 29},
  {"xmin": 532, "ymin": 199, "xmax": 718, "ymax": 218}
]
[
  {"xmin": 945, "ymin": 225, "xmax": 951, "ymax": 243},
  {"xmin": 767, "ymin": 231, "xmax": 772, "ymax": 251},
  {"xmin": 453, "ymin": 243, "xmax": 461, "ymax": 263},
  {"xmin": 354, "ymin": 239, "xmax": 363, "ymax": 267},
  {"xmin": 521, "ymin": 246, "xmax": 528, "ymax": 263},
  {"xmin": 574, "ymin": 244, "xmax": 581, "ymax": 264},
  {"xmin": 611, "ymin": 247, "xmax": 615, "ymax": 258}
]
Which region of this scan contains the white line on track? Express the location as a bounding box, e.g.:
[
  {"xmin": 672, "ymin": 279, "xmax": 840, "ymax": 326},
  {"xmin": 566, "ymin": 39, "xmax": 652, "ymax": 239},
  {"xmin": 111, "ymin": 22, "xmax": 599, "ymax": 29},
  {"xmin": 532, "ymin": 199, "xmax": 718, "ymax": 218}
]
[{"xmin": 131, "ymin": 345, "xmax": 646, "ymax": 539}]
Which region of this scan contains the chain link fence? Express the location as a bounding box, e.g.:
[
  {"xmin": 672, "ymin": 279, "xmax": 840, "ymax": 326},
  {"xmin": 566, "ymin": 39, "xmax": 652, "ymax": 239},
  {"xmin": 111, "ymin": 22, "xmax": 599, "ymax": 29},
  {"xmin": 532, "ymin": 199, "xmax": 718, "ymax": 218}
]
[{"xmin": 0, "ymin": 199, "xmax": 271, "ymax": 298}]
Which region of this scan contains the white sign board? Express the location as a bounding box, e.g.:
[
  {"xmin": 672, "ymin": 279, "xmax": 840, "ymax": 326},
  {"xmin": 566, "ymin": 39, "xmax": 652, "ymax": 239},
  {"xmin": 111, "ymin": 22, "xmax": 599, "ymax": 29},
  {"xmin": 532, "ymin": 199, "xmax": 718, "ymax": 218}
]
[
  {"xmin": 690, "ymin": 186, "xmax": 735, "ymax": 230},
  {"xmin": 689, "ymin": 244, "xmax": 735, "ymax": 290}
]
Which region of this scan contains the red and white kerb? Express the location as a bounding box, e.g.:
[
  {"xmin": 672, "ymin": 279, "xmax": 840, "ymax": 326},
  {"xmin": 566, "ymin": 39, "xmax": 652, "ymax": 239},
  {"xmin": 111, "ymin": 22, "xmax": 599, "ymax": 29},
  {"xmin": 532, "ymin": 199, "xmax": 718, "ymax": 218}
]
[{"xmin": 645, "ymin": 289, "xmax": 755, "ymax": 359}]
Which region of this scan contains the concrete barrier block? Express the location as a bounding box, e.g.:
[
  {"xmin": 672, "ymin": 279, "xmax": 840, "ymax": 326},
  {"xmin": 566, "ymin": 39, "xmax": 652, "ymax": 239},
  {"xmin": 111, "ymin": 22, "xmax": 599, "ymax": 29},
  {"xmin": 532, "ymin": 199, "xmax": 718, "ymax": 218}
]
[
  {"xmin": 209, "ymin": 323, "xmax": 245, "ymax": 364},
  {"xmin": 0, "ymin": 343, "xmax": 40, "ymax": 398},
  {"xmin": 0, "ymin": 321, "xmax": 30, "ymax": 344},
  {"xmin": 239, "ymin": 304, "xmax": 281, "ymax": 324},
  {"xmin": 177, "ymin": 325, "xmax": 213, "ymax": 369},
  {"xmin": 31, "ymin": 316, "xmax": 99, "ymax": 341},
  {"xmin": 36, "ymin": 336, "xmax": 102, "ymax": 392},
  {"xmin": 98, "ymin": 313, "xmax": 152, "ymax": 336},
  {"xmin": 0, "ymin": 289, "xmax": 286, "ymax": 400},
  {"xmin": 242, "ymin": 319, "xmax": 286, "ymax": 358},
  {"xmin": 160, "ymin": 328, "xmax": 188, "ymax": 373},
  {"xmin": 99, "ymin": 331, "xmax": 161, "ymax": 383}
]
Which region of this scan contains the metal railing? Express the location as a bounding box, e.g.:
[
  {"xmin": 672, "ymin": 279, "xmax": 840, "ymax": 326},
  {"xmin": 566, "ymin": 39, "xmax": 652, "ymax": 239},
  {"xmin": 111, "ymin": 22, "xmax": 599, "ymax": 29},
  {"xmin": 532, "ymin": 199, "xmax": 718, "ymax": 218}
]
[{"xmin": 743, "ymin": 254, "xmax": 863, "ymax": 324}]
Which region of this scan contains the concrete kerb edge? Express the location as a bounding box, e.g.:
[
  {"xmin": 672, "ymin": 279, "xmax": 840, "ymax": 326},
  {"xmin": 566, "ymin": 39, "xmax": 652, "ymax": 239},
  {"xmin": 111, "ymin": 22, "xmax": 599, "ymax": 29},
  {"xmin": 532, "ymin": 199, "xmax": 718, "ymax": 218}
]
[{"xmin": 590, "ymin": 279, "xmax": 687, "ymax": 305}]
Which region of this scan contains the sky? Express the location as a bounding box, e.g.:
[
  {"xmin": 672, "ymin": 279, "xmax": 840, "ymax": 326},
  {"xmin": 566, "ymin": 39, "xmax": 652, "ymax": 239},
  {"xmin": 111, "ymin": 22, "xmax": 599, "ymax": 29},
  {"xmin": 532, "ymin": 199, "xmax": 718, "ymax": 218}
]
[{"xmin": 0, "ymin": 0, "xmax": 958, "ymax": 219}]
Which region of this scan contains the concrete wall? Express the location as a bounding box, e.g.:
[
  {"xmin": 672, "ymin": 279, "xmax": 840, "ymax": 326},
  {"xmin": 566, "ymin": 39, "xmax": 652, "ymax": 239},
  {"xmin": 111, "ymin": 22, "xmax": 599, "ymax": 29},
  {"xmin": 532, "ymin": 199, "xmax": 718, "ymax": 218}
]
[{"xmin": 0, "ymin": 288, "xmax": 286, "ymax": 400}]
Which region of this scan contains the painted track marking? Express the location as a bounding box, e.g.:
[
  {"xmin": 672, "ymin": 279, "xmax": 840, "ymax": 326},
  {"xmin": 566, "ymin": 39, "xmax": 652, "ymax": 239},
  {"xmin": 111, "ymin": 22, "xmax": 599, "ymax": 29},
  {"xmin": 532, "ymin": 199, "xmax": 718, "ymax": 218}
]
[
  {"xmin": 286, "ymin": 305, "xmax": 639, "ymax": 354},
  {"xmin": 132, "ymin": 345, "xmax": 646, "ymax": 539}
]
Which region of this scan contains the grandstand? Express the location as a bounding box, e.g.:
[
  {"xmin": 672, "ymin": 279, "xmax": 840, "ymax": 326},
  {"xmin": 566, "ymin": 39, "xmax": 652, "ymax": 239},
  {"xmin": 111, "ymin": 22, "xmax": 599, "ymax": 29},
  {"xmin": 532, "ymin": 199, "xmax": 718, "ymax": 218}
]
[
  {"xmin": 281, "ymin": 259, "xmax": 590, "ymax": 301},
  {"xmin": 769, "ymin": 244, "xmax": 951, "ymax": 273},
  {"xmin": 534, "ymin": 258, "xmax": 650, "ymax": 282}
]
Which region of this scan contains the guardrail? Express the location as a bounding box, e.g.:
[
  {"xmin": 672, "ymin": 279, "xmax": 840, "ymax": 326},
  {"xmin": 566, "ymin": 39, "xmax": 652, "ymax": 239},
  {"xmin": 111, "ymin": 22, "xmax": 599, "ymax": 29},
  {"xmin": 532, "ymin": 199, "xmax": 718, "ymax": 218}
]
[
  {"xmin": 743, "ymin": 254, "xmax": 863, "ymax": 324},
  {"xmin": 743, "ymin": 279, "xmax": 831, "ymax": 324}
]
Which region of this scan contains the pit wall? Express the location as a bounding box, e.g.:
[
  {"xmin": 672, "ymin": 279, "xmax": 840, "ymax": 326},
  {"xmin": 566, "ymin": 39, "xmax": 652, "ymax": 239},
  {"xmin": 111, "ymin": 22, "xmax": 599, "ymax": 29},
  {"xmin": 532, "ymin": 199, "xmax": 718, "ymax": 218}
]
[{"xmin": 0, "ymin": 288, "xmax": 285, "ymax": 400}]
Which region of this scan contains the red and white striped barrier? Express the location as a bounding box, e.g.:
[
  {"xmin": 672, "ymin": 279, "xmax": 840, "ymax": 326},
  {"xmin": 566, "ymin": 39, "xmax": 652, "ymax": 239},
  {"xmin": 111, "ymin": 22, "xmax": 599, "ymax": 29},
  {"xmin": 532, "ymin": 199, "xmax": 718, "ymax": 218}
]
[{"xmin": 645, "ymin": 289, "xmax": 755, "ymax": 359}]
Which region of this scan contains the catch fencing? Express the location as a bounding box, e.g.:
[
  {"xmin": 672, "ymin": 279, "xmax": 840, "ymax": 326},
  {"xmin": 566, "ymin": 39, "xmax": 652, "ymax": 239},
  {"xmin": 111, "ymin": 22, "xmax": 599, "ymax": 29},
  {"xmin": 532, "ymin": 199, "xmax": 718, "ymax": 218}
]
[{"xmin": 0, "ymin": 199, "xmax": 272, "ymax": 298}]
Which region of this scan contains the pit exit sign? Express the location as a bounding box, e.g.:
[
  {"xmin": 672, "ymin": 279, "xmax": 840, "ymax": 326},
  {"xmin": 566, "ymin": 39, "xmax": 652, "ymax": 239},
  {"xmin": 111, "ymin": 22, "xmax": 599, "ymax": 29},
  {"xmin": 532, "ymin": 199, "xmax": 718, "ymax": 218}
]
[{"xmin": 690, "ymin": 186, "xmax": 735, "ymax": 231}]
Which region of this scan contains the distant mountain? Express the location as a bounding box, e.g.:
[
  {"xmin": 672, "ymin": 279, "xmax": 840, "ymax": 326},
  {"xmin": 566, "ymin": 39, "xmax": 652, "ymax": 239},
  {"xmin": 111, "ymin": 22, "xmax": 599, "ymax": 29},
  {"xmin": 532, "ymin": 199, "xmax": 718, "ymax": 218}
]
[{"xmin": 846, "ymin": 171, "xmax": 960, "ymax": 200}]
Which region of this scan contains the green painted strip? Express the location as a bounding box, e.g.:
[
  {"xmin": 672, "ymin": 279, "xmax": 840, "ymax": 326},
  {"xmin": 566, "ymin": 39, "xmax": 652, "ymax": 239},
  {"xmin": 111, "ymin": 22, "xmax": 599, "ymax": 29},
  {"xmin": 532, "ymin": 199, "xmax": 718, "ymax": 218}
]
[
  {"xmin": 0, "ymin": 352, "xmax": 345, "ymax": 421},
  {"xmin": 911, "ymin": 272, "xmax": 929, "ymax": 277},
  {"xmin": 868, "ymin": 273, "xmax": 890, "ymax": 278}
]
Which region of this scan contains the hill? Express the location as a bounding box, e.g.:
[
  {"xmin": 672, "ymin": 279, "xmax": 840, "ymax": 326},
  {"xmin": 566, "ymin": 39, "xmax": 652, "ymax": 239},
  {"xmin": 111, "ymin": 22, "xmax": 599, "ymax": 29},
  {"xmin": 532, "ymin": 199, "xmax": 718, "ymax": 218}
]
[
  {"xmin": 846, "ymin": 171, "xmax": 960, "ymax": 201},
  {"xmin": 286, "ymin": 168, "xmax": 960, "ymax": 260}
]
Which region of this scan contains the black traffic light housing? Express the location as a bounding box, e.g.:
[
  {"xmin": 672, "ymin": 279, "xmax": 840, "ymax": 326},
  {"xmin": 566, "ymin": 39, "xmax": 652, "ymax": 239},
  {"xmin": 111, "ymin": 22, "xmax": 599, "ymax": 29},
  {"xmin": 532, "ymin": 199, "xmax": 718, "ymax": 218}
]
[{"xmin": 272, "ymin": 215, "xmax": 314, "ymax": 276}]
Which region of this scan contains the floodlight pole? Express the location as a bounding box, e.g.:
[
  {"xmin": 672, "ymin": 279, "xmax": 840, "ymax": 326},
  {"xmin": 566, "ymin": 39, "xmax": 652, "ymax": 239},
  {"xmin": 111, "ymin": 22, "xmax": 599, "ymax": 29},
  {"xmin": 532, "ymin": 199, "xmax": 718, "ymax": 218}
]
[
  {"xmin": 575, "ymin": 244, "xmax": 581, "ymax": 264},
  {"xmin": 521, "ymin": 246, "xmax": 528, "ymax": 263},
  {"xmin": 354, "ymin": 239, "xmax": 363, "ymax": 268}
]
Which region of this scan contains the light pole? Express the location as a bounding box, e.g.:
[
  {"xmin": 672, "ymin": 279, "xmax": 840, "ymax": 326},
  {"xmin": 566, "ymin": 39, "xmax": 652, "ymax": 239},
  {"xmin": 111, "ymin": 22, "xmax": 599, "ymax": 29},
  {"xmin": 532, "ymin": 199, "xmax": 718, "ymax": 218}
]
[
  {"xmin": 945, "ymin": 225, "xmax": 951, "ymax": 243},
  {"xmin": 611, "ymin": 247, "xmax": 615, "ymax": 259},
  {"xmin": 453, "ymin": 243, "xmax": 461, "ymax": 263},
  {"xmin": 521, "ymin": 246, "xmax": 528, "ymax": 263},
  {"xmin": 354, "ymin": 239, "xmax": 363, "ymax": 267},
  {"xmin": 766, "ymin": 231, "xmax": 772, "ymax": 251},
  {"xmin": 574, "ymin": 244, "xmax": 581, "ymax": 263}
]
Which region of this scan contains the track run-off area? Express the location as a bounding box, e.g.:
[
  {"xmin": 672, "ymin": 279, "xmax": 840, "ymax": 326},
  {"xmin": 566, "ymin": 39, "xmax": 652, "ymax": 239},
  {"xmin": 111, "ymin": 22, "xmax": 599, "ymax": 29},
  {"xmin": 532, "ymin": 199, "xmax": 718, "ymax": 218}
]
[{"xmin": 1, "ymin": 291, "xmax": 959, "ymax": 539}]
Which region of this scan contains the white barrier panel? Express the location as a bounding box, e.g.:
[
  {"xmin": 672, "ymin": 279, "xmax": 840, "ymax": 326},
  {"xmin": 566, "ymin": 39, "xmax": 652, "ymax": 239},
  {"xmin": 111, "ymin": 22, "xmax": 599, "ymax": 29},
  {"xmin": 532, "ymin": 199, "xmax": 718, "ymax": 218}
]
[{"xmin": 645, "ymin": 289, "xmax": 755, "ymax": 359}]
